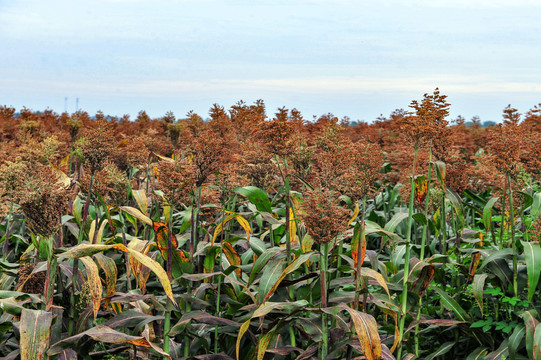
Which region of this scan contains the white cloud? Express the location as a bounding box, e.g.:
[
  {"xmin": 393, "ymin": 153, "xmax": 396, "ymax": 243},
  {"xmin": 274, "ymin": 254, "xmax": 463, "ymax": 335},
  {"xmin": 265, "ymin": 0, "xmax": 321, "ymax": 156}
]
[{"xmin": 3, "ymin": 75, "xmax": 539, "ymax": 97}]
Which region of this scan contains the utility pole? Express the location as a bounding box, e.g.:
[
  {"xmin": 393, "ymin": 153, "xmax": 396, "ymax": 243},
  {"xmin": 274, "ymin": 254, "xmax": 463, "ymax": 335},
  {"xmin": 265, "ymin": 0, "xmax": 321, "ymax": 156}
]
[{"xmin": 64, "ymin": 97, "xmax": 68, "ymax": 112}]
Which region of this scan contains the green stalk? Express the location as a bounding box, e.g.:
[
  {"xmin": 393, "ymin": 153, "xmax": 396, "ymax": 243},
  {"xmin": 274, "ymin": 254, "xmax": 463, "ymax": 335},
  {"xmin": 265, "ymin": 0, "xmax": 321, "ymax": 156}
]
[
  {"xmin": 282, "ymin": 157, "xmax": 297, "ymax": 347},
  {"xmin": 499, "ymin": 178, "xmax": 508, "ymax": 246},
  {"xmin": 415, "ymin": 151, "xmax": 432, "ymax": 357},
  {"xmin": 420, "ymin": 151, "xmax": 432, "ymax": 261},
  {"xmin": 508, "ymin": 173, "xmax": 518, "ymax": 297},
  {"xmin": 119, "ymin": 213, "xmax": 132, "ymax": 291},
  {"xmin": 397, "ymin": 145, "xmax": 419, "ymax": 360},
  {"xmin": 320, "ymin": 241, "xmax": 330, "ymax": 359},
  {"xmin": 163, "ymin": 202, "xmax": 175, "ymax": 358},
  {"xmin": 353, "ymin": 196, "xmax": 367, "ymax": 311},
  {"xmin": 185, "ymin": 188, "xmax": 201, "ymax": 357},
  {"xmin": 69, "ymin": 172, "xmax": 94, "ymax": 335},
  {"xmin": 44, "ymin": 235, "xmax": 57, "ymax": 311},
  {"xmin": 214, "ymin": 248, "xmax": 223, "ymax": 353},
  {"xmin": 440, "ymin": 192, "xmax": 447, "ymax": 254}
]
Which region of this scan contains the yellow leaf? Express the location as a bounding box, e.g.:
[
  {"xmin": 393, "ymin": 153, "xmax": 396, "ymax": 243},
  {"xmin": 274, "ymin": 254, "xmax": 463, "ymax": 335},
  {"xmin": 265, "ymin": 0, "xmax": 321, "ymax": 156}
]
[
  {"xmin": 348, "ymin": 202, "xmax": 360, "ymax": 226},
  {"xmin": 95, "ymin": 220, "xmax": 108, "ymax": 244},
  {"xmin": 120, "ymin": 206, "xmax": 153, "ymax": 226},
  {"xmin": 301, "ymin": 234, "xmax": 313, "ymax": 254},
  {"xmin": 80, "ymin": 256, "xmax": 102, "ymax": 320},
  {"xmin": 115, "ymin": 139, "xmax": 129, "ymax": 148},
  {"xmin": 93, "ymin": 253, "xmax": 117, "ymax": 309},
  {"xmin": 88, "ymin": 220, "xmax": 97, "ymax": 244},
  {"xmin": 212, "ymin": 214, "xmax": 236, "ymax": 245},
  {"xmin": 236, "ymin": 319, "xmax": 251, "ymax": 360},
  {"xmin": 339, "ymin": 304, "xmax": 382, "ymax": 360},
  {"xmin": 132, "ymin": 189, "xmax": 149, "ymax": 216},
  {"xmin": 289, "ymin": 207, "xmax": 297, "ymax": 245},
  {"xmin": 128, "ymin": 238, "xmax": 152, "ymax": 294},
  {"xmin": 235, "ymin": 215, "xmax": 252, "ymax": 241},
  {"xmin": 113, "ymin": 244, "xmax": 175, "ymax": 304}
]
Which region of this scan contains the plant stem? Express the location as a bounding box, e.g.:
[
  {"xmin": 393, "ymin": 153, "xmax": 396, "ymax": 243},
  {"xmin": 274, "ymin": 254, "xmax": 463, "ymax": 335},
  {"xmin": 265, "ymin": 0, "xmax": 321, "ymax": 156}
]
[
  {"xmin": 163, "ymin": 203, "xmax": 174, "ymax": 359},
  {"xmin": 499, "ymin": 178, "xmax": 508, "ymax": 246},
  {"xmin": 440, "ymin": 192, "xmax": 447, "ymax": 254},
  {"xmin": 508, "ymin": 173, "xmax": 517, "ymax": 297},
  {"xmin": 353, "ymin": 196, "xmax": 367, "ymax": 311},
  {"xmin": 420, "ymin": 151, "xmax": 432, "ymax": 261},
  {"xmin": 415, "ymin": 151, "xmax": 432, "ymax": 357},
  {"xmin": 397, "ymin": 145, "xmax": 418, "ymax": 359},
  {"xmin": 320, "ymin": 241, "xmax": 330, "ymax": 359}
]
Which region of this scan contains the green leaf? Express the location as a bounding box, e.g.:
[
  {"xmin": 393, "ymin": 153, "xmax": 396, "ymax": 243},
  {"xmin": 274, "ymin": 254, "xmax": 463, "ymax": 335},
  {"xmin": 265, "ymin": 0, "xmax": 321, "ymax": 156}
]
[
  {"xmin": 233, "ymin": 186, "xmax": 272, "ymax": 213},
  {"xmin": 384, "ymin": 212, "xmax": 409, "ymax": 233},
  {"xmin": 531, "ymin": 192, "xmax": 541, "ymax": 220},
  {"xmin": 521, "ymin": 310, "xmax": 539, "ymax": 357},
  {"xmin": 252, "ymin": 300, "xmax": 309, "ymax": 318},
  {"xmin": 445, "ymin": 187, "xmax": 464, "ymax": 230},
  {"xmin": 465, "ymin": 347, "xmax": 488, "ymax": 360},
  {"xmin": 263, "ymin": 252, "xmax": 314, "ymax": 302},
  {"xmin": 257, "ymin": 255, "xmax": 286, "ymax": 304},
  {"xmin": 425, "ymin": 341, "xmax": 454, "ymax": 360},
  {"xmin": 472, "ymin": 274, "xmax": 488, "ymax": 315},
  {"xmin": 20, "ymin": 309, "xmax": 52, "ymax": 360},
  {"xmin": 431, "ymin": 287, "xmax": 471, "ymax": 322},
  {"xmin": 478, "ymin": 248, "xmax": 514, "ymax": 270},
  {"xmin": 433, "ymin": 160, "xmax": 446, "ymax": 190},
  {"xmin": 485, "ymin": 339, "xmax": 509, "ymax": 360},
  {"xmin": 249, "ymin": 247, "xmax": 284, "ymax": 285},
  {"xmin": 508, "ymin": 323, "xmax": 525, "ymax": 358},
  {"xmin": 483, "ymin": 197, "xmax": 500, "ymax": 233},
  {"xmin": 522, "ymin": 241, "xmax": 541, "ymax": 302}
]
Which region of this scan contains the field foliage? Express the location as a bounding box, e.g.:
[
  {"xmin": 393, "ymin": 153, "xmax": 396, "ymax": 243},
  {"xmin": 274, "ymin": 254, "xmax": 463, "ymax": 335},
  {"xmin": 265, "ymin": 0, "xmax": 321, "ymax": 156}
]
[{"xmin": 0, "ymin": 91, "xmax": 541, "ymax": 359}]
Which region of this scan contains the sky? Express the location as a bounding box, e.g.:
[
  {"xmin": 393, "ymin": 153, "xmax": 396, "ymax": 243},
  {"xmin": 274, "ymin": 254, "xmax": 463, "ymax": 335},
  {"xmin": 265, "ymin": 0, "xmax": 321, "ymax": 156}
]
[{"xmin": 1, "ymin": 0, "xmax": 540, "ymax": 123}]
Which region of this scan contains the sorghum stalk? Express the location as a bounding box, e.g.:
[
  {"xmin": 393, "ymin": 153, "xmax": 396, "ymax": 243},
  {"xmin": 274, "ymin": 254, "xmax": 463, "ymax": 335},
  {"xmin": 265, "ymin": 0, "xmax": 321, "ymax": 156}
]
[
  {"xmin": 499, "ymin": 178, "xmax": 508, "ymax": 246},
  {"xmin": 508, "ymin": 173, "xmax": 518, "ymax": 297},
  {"xmin": 397, "ymin": 145, "xmax": 419, "ymax": 359},
  {"xmin": 415, "ymin": 151, "xmax": 433, "ymax": 356},
  {"xmin": 44, "ymin": 236, "xmax": 57, "ymax": 311},
  {"xmin": 282, "ymin": 157, "xmax": 296, "ymax": 346},
  {"xmin": 420, "ymin": 151, "xmax": 433, "ymax": 261},
  {"xmin": 69, "ymin": 173, "xmax": 94, "ymax": 335},
  {"xmin": 320, "ymin": 241, "xmax": 331, "ymax": 359},
  {"xmin": 163, "ymin": 202, "xmax": 174, "ymax": 359},
  {"xmin": 353, "ymin": 196, "xmax": 367, "ymax": 311},
  {"xmin": 440, "ymin": 191, "xmax": 447, "ymax": 254}
]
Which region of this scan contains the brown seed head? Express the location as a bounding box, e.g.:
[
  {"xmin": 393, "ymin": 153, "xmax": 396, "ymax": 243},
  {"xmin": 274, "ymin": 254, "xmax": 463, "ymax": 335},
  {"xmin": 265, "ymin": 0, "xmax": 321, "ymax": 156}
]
[{"xmin": 300, "ymin": 189, "xmax": 350, "ymax": 244}]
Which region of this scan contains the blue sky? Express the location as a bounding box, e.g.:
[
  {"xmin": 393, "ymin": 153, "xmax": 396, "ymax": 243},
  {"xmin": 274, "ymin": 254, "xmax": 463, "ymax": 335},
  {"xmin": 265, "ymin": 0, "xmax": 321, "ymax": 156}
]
[{"xmin": 1, "ymin": 0, "xmax": 540, "ymax": 122}]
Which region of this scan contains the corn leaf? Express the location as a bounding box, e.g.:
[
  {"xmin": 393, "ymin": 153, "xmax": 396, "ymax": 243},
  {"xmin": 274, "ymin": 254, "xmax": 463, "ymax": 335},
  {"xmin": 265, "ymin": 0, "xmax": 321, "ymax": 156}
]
[
  {"xmin": 20, "ymin": 309, "xmax": 52, "ymax": 360},
  {"xmin": 338, "ymin": 304, "xmax": 382, "ymax": 360},
  {"xmin": 80, "ymin": 256, "xmax": 102, "ymax": 320},
  {"xmin": 522, "ymin": 241, "xmax": 541, "ymax": 302}
]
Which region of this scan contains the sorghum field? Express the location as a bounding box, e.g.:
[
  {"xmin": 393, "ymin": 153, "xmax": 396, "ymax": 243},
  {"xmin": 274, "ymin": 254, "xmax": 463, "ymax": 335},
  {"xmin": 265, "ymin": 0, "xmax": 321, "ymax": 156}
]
[{"xmin": 1, "ymin": 90, "xmax": 541, "ymax": 360}]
